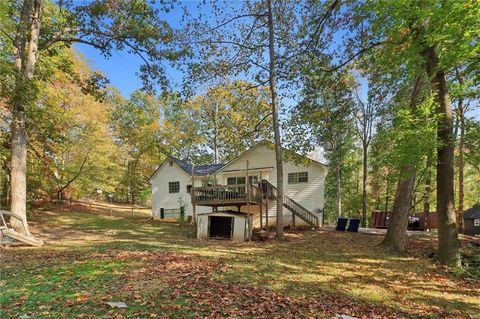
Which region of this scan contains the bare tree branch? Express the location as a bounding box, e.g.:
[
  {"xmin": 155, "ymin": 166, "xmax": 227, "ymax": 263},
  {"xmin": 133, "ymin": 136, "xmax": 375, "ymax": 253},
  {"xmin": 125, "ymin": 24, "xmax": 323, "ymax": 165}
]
[
  {"xmin": 209, "ymin": 13, "xmax": 267, "ymax": 32},
  {"xmin": 192, "ymin": 39, "xmax": 268, "ymax": 51},
  {"xmin": 306, "ymin": 0, "xmax": 340, "ymax": 50},
  {"xmin": 45, "ymin": 37, "xmax": 107, "ymax": 51},
  {"xmin": 0, "ymin": 28, "xmax": 14, "ymax": 43},
  {"xmin": 322, "ymin": 41, "xmax": 384, "ymax": 72},
  {"xmin": 243, "ymin": 111, "xmax": 273, "ymax": 137},
  {"xmin": 56, "ymin": 149, "xmax": 90, "ymax": 198}
]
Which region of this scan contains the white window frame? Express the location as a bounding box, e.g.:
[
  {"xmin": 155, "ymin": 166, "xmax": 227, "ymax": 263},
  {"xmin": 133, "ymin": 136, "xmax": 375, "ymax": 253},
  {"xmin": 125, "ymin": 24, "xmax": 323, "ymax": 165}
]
[
  {"xmin": 227, "ymin": 175, "xmax": 258, "ymax": 185},
  {"xmin": 288, "ymin": 172, "xmax": 308, "ymax": 184},
  {"xmin": 474, "ymin": 219, "xmax": 480, "ymax": 227},
  {"xmin": 168, "ymin": 181, "xmax": 180, "ymax": 193},
  {"xmin": 227, "ymin": 176, "xmax": 244, "ymax": 185},
  {"xmin": 249, "ymin": 175, "xmax": 259, "ymax": 185}
]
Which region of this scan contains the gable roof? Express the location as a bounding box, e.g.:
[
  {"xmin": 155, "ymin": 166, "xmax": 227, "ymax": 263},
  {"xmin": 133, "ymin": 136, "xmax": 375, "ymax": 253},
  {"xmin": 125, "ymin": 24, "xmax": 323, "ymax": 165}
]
[
  {"xmin": 149, "ymin": 141, "xmax": 327, "ymax": 181},
  {"xmin": 171, "ymin": 157, "xmax": 225, "ymax": 176},
  {"xmin": 149, "ymin": 156, "xmax": 225, "ymax": 181},
  {"xmin": 194, "ymin": 163, "xmax": 226, "ymax": 175},
  {"xmin": 214, "ymin": 140, "xmax": 327, "ymax": 174},
  {"xmin": 170, "ymin": 157, "xmax": 192, "ymax": 174},
  {"xmin": 464, "ymin": 204, "xmax": 480, "ymax": 219}
]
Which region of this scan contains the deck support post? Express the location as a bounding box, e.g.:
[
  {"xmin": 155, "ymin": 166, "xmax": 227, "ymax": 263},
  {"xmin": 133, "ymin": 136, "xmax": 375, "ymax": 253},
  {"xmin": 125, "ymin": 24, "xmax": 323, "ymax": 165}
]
[
  {"xmin": 265, "ymin": 201, "xmax": 269, "ymax": 228},
  {"xmin": 260, "ymin": 204, "xmax": 263, "ymax": 229},
  {"xmin": 292, "ymin": 214, "xmax": 296, "ymax": 230},
  {"xmin": 191, "ymin": 165, "xmax": 196, "ymax": 225},
  {"xmin": 246, "ymin": 160, "xmax": 252, "ymax": 241}
]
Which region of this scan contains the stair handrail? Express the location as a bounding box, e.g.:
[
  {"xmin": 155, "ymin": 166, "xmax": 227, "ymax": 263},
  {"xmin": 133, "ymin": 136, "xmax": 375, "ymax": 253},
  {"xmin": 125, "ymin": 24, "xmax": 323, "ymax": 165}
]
[
  {"xmin": 260, "ymin": 180, "xmax": 319, "ymax": 227},
  {"xmin": 285, "ymin": 196, "xmax": 318, "ymax": 225}
]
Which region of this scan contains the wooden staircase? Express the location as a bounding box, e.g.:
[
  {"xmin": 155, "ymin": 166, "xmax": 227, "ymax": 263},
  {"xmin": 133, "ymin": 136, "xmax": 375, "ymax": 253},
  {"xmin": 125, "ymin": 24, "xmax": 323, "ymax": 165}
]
[{"xmin": 260, "ymin": 180, "xmax": 319, "ymax": 228}]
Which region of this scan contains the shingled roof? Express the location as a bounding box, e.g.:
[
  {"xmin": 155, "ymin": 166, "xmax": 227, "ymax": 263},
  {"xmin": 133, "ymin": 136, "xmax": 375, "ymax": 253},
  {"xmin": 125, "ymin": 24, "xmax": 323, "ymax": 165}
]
[
  {"xmin": 464, "ymin": 204, "xmax": 480, "ymax": 219},
  {"xmin": 170, "ymin": 157, "xmax": 225, "ymax": 176},
  {"xmin": 150, "ymin": 140, "xmax": 327, "ymax": 181}
]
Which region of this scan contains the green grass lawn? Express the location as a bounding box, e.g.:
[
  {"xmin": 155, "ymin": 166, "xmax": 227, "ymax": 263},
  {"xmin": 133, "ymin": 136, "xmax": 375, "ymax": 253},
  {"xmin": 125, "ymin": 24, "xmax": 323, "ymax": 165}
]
[{"xmin": 1, "ymin": 208, "xmax": 479, "ymax": 319}]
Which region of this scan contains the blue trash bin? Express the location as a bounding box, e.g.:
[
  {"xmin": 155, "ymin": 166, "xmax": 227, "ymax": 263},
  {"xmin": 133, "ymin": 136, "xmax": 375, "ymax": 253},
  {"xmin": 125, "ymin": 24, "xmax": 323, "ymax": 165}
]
[
  {"xmin": 336, "ymin": 218, "xmax": 348, "ymax": 231},
  {"xmin": 347, "ymin": 218, "xmax": 361, "ymax": 232}
]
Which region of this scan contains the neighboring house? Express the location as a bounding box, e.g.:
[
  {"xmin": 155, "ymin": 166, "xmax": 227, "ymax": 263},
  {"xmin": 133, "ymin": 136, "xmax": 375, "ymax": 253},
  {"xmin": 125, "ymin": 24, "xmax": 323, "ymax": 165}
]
[
  {"xmin": 464, "ymin": 204, "xmax": 480, "ymax": 236},
  {"xmin": 149, "ymin": 141, "xmax": 328, "ymax": 236}
]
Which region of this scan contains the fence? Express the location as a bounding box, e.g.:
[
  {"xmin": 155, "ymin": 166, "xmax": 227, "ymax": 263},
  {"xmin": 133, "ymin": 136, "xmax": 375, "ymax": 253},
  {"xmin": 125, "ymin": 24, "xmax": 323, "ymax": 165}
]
[
  {"xmin": 53, "ymin": 199, "xmax": 151, "ymax": 218},
  {"xmin": 371, "ymin": 211, "xmax": 438, "ymax": 230},
  {"xmin": 152, "ymin": 207, "xmax": 189, "ymax": 222},
  {"xmin": 152, "ymin": 208, "xmax": 179, "ymax": 219}
]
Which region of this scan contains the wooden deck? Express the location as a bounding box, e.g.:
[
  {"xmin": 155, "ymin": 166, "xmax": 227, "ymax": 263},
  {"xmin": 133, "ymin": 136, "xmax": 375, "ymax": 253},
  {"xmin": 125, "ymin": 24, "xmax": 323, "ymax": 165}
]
[{"xmin": 191, "ymin": 184, "xmax": 263, "ymax": 206}]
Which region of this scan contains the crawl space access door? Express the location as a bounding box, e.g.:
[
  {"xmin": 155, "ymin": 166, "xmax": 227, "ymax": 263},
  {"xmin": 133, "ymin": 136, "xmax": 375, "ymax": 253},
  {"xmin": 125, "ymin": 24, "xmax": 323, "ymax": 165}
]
[{"xmin": 209, "ymin": 216, "xmax": 233, "ymax": 240}]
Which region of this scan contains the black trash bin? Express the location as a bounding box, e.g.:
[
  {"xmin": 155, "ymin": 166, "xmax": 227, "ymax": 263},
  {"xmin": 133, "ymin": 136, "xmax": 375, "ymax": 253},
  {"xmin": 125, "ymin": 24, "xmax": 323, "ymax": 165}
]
[
  {"xmin": 336, "ymin": 218, "xmax": 348, "ymax": 231},
  {"xmin": 347, "ymin": 218, "xmax": 361, "ymax": 232}
]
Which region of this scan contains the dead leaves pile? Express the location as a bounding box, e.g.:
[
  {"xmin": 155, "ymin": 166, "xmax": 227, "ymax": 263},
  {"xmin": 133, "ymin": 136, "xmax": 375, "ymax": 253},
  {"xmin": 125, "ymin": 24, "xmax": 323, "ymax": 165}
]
[{"xmin": 113, "ymin": 251, "xmax": 410, "ymax": 319}]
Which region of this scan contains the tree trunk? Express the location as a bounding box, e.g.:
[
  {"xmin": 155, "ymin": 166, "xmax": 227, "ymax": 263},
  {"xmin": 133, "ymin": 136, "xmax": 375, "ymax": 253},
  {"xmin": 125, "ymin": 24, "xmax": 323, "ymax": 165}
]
[
  {"xmin": 423, "ymin": 153, "xmax": 432, "ymax": 215},
  {"xmin": 56, "ymin": 151, "xmax": 90, "ymax": 200},
  {"xmin": 361, "ymin": 143, "xmax": 368, "ymax": 227},
  {"xmin": 10, "ymin": 110, "xmax": 28, "ymax": 232},
  {"xmin": 335, "ymin": 161, "xmax": 342, "ymax": 217},
  {"xmin": 384, "ymin": 179, "xmax": 390, "ymax": 212},
  {"xmin": 457, "ymin": 108, "xmax": 465, "ymax": 232},
  {"xmin": 381, "ymin": 76, "xmax": 423, "ymax": 252},
  {"xmin": 381, "ymin": 166, "xmax": 416, "ymax": 252},
  {"xmin": 10, "ymin": 0, "xmax": 43, "ymax": 233},
  {"xmin": 267, "ymin": 0, "xmax": 283, "ymax": 238},
  {"xmin": 355, "ymin": 159, "xmax": 360, "ymax": 194},
  {"xmin": 422, "ymin": 46, "xmax": 460, "ymax": 267},
  {"xmin": 213, "ymin": 102, "xmax": 219, "ymax": 164},
  {"xmin": 130, "ymin": 160, "xmax": 137, "ymax": 205},
  {"xmin": 455, "ymin": 70, "xmax": 465, "ymax": 233}
]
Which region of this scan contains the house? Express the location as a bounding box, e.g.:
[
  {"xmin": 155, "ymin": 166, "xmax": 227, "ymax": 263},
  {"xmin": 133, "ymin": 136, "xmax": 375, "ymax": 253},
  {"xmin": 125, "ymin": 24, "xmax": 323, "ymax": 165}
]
[
  {"xmin": 149, "ymin": 141, "xmax": 328, "ymax": 240},
  {"xmin": 464, "ymin": 204, "xmax": 480, "ymax": 236}
]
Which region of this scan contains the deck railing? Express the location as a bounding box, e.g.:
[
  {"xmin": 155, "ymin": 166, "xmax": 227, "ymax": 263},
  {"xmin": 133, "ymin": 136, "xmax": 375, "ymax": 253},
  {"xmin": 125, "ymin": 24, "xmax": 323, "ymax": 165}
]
[{"xmin": 192, "ymin": 184, "xmax": 263, "ymax": 205}]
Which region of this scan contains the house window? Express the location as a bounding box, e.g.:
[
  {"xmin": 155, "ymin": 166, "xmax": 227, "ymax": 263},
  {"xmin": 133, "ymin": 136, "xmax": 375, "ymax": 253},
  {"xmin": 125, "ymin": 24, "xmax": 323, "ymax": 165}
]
[
  {"xmin": 298, "ymin": 172, "xmax": 308, "ymax": 182},
  {"xmin": 169, "ymin": 181, "xmax": 180, "ymax": 193},
  {"xmin": 201, "ymin": 178, "xmax": 214, "ymax": 187},
  {"xmin": 288, "ymin": 172, "xmax": 308, "ymax": 184},
  {"xmin": 227, "ymin": 177, "xmax": 245, "ymax": 185},
  {"xmin": 227, "ymin": 176, "xmax": 258, "ymax": 185},
  {"xmin": 474, "ymin": 219, "xmax": 480, "ymax": 227}
]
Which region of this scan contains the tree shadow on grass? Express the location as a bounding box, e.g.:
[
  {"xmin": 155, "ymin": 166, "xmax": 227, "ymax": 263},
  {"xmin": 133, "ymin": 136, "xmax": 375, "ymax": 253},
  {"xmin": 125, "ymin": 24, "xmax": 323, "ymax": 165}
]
[
  {"xmin": 207, "ymin": 230, "xmax": 480, "ymax": 318},
  {"xmin": 15, "ymin": 209, "xmax": 480, "ymax": 319}
]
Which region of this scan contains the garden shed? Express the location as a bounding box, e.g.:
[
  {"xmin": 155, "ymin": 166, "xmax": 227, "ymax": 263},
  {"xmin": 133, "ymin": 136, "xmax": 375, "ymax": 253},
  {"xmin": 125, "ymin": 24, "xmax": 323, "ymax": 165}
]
[
  {"xmin": 464, "ymin": 204, "xmax": 480, "ymax": 236},
  {"xmin": 197, "ymin": 210, "xmax": 252, "ymax": 242}
]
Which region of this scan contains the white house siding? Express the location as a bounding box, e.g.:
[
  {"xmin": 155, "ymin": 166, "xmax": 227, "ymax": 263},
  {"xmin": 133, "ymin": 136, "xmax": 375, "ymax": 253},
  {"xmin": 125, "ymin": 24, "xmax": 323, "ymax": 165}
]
[
  {"xmin": 216, "ymin": 145, "xmax": 327, "ymax": 226},
  {"xmin": 150, "ymin": 144, "xmax": 327, "ymax": 227},
  {"xmin": 150, "ymin": 161, "xmax": 210, "ymax": 217}
]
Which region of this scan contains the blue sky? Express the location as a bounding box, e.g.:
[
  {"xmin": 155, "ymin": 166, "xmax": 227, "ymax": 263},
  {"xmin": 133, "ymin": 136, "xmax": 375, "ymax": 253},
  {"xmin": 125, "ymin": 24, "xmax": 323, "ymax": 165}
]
[
  {"xmin": 74, "ymin": 1, "xmax": 197, "ymax": 98},
  {"xmin": 75, "ymin": 43, "xmax": 144, "ymax": 97},
  {"xmin": 76, "ymin": 43, "xmax": 189, "ymax": 97}
]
